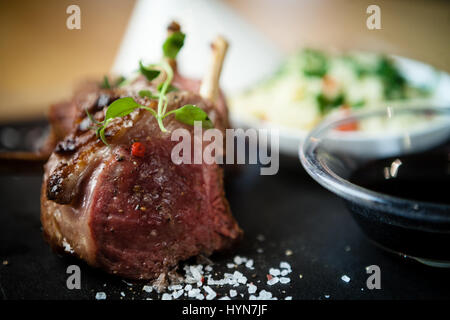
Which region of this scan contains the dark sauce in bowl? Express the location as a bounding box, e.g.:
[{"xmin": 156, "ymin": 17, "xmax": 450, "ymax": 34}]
[
  {"xmin": 343, "ymin": 144, "xmax": 450, "ymax": 265},
  {"xmin": 349, "ymin": 146, "xmax": 450, "ymax": 206}
]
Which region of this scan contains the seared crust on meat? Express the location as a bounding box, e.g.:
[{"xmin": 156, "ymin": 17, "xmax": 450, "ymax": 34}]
[{"xmin": 41, "ymin": 74, "xmax": 242, "ymax": 279}]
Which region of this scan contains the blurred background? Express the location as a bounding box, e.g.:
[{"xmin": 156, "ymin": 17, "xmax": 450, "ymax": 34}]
[{"xmin": 0, "ymin": 0, "xmax": 449, "ymax": 122}]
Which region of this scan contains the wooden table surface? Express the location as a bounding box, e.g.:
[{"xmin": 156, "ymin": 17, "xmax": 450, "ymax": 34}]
[{"xmin": 1, "ymin": 0, "xmax": 449, "ymax": 122}]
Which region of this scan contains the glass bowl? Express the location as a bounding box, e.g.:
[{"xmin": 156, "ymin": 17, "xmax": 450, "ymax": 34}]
[{"xmin": 300, "ymin": 105, "xmax": 450, "ymax": 267}]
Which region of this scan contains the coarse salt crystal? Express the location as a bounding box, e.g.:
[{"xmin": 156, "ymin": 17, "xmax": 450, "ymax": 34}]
[
  {"xmin": 62, "ymin": 238, "xmax": 74, "ymax": 254},
  {"xmin": 219, "ymin": 296, "xmax": 231, "ymax": 300},
  {"xmin": 248, "ymin": 284, "xmax": 257, "ymax": 294},
  {"xmin": 281, "ymin": 269, "xmax": 289, "ymax": 276},
  {"xmin": 161, "ymin": 293, "xmax": 172, "ymax": 300},
  {"xmin": 279, "ymin": 277, "xmax": 291, "ymax": 284},
  {"xmin": 206, "ymin": 293, "xmax": 216, "ymax": 300},
  {"xmin": 95, "ymin": 292, "xmax": 107, "ymax": 300},
  {"xmin": 280, "ymin": 262, "xmax": 291, "ymax": 271},
  {"xmin": 120, "ymin": 292, "xmax": 125, "ymax": 297},
  {"xmin": 245, "ymin": 259, "xmax": 254, "ymax": 269},
  {"xmin": 190, "ymin": 266, "xmax": 203, "ymax": 281},
  {"xmin": 188, "ymin": 288, "xmax": 201, "ymax": 297},
  {"xmin": 168, "ymin": 284, "xmax": 182, "ymax": 291},
  {"xmin": 285, "ymin": 296, "xmax": 292, "ymax": 300},
  {"xmin": 239, "ymin": 277, "xmax": 247, "ymax": 284},
  {"xmin": 341, "ymin": 275, "xmax": 351, "ymax": 283},
  {"xmin": 233, "ymin": 256, "xmax": 247, "ymax": 265},
  {"xmin": 269, "ymin": 268, "xmax": 281, "ymax": 276},
  {"xmin": 195, "ymin": 293, "xmax": 205, "ymax": 300},
  {"xmin": 204, "ymin": 286, "xmax": 215, "ymax": 295},
  {"xmin": 173, "ymin": 290, "xmax": 184, "ymax": 299},
  {"xmin": 258, "ymin": 290, "xmax": 273, "ymax": 300},
  {"xmin": 229, "ymin": 289, "xmax": 238, "ymax": 297},
  {"xmin": 267, "ymin": 277, "xmax": 279, "ymax": 285},
  {"xmin": 227, "ymin": 263, "xmax": 235, "ymax": 269},
  {"xmin": 143, "ymin": 285, "xmax": 153, "ymax": 293}
]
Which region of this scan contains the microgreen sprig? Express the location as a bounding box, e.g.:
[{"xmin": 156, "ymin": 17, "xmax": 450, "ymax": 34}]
[{"xmin": 87, "ymin": 30, "xmax": 213, "ymax": 145}]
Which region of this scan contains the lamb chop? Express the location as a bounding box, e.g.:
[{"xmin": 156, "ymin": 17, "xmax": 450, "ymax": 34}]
[{"xmin": 40, "ymin": 24, "xmax": 242, "ymax": 280}]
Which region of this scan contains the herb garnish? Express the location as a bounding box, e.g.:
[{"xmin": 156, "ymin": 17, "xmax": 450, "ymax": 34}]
[
  {"xmin": 100, "ymin": 75, "xmax": 126, "ymax": 89},
  {"xmin": 162, "ymin": 31, "xmax": 186, "ymax": 59},
  {"xmin": 88, "ymin": 31, "xmax": 213, "ymax": 145},
  {"xmin": 317, "ymin": 93, "xmax": 345, "ymax": 114},
  {"xmin": 138, "ymin": 90, "xmax": 159, "ymax": 99},
  {"xmin": 100, "ymin": 76, "xmax": 111, "ymax": 89},
  {"xmin": 139, "ymin": 61, "xmax": 161, "ymax": 82}
]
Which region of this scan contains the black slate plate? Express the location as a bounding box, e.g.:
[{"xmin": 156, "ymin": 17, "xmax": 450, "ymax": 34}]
[{"xmin": 0, "ymin": 120, "xmax": 449, "ymax": 300}]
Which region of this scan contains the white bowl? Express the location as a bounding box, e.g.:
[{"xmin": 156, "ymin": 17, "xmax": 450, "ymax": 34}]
[{"xmin": 230, "ymin": 56, "xmax": 450, "ymax": 157}]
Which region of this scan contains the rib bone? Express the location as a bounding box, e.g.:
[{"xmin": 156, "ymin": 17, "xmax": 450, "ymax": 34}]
[{"xmin": 200, "ymin": 36, "xmax": 229, "ymax": 103}]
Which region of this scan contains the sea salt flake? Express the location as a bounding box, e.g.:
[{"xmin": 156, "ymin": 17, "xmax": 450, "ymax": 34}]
[
  {"xmin": 233, "ymin": 270, "xmax": 243, "ymax": 279},
  {"xmin": 239, "ymin": 277, "xmax": 247, "ymax": 284},
  {"xmin": 62, "ymin": 238, "xmax": 74, "ymax": 254},
  {"xmin": 190, "ymin": 265, "xmax": 203, "ymax": 281},
  {"xmin": 168, "ymin": 284, "xmax": 182, "ymax": 291},
  {"xmin": 204, "ymin": 286, "xmax": 215, "ymax": 295},
  {"xmin": 248, "ymin": 284, "xmax": 257, "ymax": 294},
  {"xmin": 95, "ymin": 292, "xmax": 107, "ymax": 300},
  {"xmin": 195, "ymin": 293, "xmax": 205, "ymax": 300},
  {"xmin": 258, "ymin": 290, "xmax": 273, "ymax": 300},
  {"xmin": 172, "ymin": 290, "xmax": 184, "ymax": 299},
  {"xmin": 269, "ymin": 268, "xmax": 281, "ymax": 276},
  {"xmin": 143, "ymin": 285, "xmax": 153, "ymax": 293},
  {"xmin": 279, "ymin": 277, "xmax": 291, "ymax": 284},
  {"xmin": 161, "ymin": 293, "xmax": 172, "ymax": 300},
  {"xmin": 206, "ymin": 293, "xmax": 216, "ymax": 300},
  {"xmin": 233, "ymin": 256, "xmax": 247, "ymax": 265},
  {"xmin": 267, "ymin": 277, "xmax": 279, "ymax": 285},
  {"xmin": 280, "ymin": 262, "xmax": 291, "ymax": 271},
  {"xmin": 188, "ymin": 288, "xmax": 201, "ymax": 297}
]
